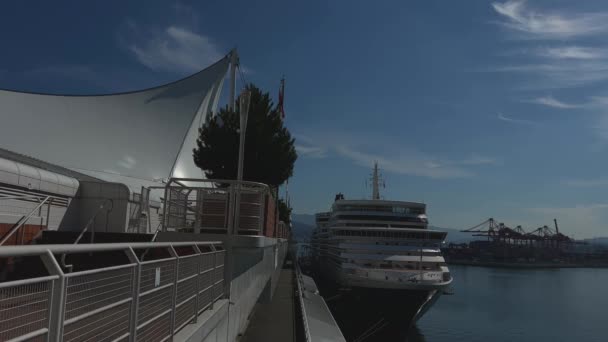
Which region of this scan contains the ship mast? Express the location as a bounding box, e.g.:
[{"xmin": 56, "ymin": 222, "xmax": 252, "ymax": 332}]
[{"xmin": 372, "ymin": 162, "xmax": 380, "ymax": 200}]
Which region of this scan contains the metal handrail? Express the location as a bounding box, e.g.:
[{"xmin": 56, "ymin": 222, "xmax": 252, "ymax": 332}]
[
  {"xmin": 0, "ymin": 241, "xmax": 225, "ymax": 342},
  {"xmin": 166, "ymin": 177, "xmax": 271, "ymax": 191},
  {"xmin": 60, "ymin": 198, "xmax": 113, "ymax": 272},
  {"xmin": 160, "ymin": 178, "xmax": 274, "ymax": 236},
  {"xmin": 140, "ymin": 224, "xmax": 162, "ymax": 262},
  {"xmin": 294, "ymin": 262, "xmax": 312, "ymax": 342},
  {"xmin": 73, "ymin": 198, "xmax": 114, "ymax": 245},
  {"xmin": 0, "ymin": 241, "xmax": 221, "ymax": 257},
  {"xmin": 0, "ymin": 196, "xmax": 51, "ymax": 245}
]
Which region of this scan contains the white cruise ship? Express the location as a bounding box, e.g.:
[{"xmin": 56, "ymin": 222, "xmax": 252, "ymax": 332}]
[{"xmin": 310, "ymin": 163, "xmax": 452, "ymax": 340}]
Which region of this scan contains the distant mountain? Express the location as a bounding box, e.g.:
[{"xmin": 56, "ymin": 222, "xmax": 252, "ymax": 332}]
[
  {"xmin": 290, "ymin": 214, "xmax": 315, "ymax": 242},
  {"xmin": 291, "ymin": 213, "xmax": 477, "ymax": 244},
  {"xmin": 292, "ymin": 213, "xmax": 315, "ymax": 226}
]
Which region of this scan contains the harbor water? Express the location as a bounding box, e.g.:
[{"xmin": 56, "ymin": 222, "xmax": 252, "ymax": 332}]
[{"xmin": 408, "ymin": 265, "xmax": 608, "ymax": 342}]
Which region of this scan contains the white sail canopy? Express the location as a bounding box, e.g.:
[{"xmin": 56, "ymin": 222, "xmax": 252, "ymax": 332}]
[{"xmin": 0, "ymin": 54, "xmax": 231, "ymax": 183}]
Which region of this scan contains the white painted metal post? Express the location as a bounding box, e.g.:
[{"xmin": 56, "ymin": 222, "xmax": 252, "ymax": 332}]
[
  {"xmin": 237, "ymin": 89, "xmax": 251, "ymax": 184},
  {"xmin": 192, "ymin": 245, "xmax": 202, "ymax": 323},
  {"xmin": 41, "ymin": 250, "xmax": 66, "ymax": 342},
  {"xmin": 210, "ymin": 244, "xmax": 217, "ymax": 310},
  {"xmin": 168, "ymin": 246, "xmax": 180, "ymax": 341},
  {"xmin": 162, "ymin": 184, "xmax": 169, "ymax": 232},
  {"xmin": 125, "ymin": 247, "xmax": 141, "ymax": 342}
]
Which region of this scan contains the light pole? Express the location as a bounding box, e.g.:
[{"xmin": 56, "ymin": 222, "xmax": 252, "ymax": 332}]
[
  {"xmin": 237, "ymin": 89, "xmax": 251, "ymax": 183},
  {"xmin": 233, "ymin": 89, "xmax": 251, "ymax": 236},
  {"xmin": 224, "ymin": 89, "xmax": 252, "ymax": 311}
]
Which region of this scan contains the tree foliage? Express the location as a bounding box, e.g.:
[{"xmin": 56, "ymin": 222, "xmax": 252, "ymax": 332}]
[
  {"xmin": 193, "ymin": 84, "xmax": 297, "ymax": 187},
  {"xmin": 278, "ymin": 199, "xmax": 292, "ymax": 225}
]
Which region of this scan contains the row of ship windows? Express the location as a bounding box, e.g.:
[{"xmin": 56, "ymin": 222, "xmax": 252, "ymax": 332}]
[
  {"xmin": 338, "ymin": 223, "xmax": 424, "ymax": 229},
  {"xmin": 338, "ymin": 250, "xmax": 442, "ymax": 257},
  {"xmin": 332, "ymin": 205, "xmax": 425, "ymax": 215},
  {"xmin": 323, "ymin": 255, "xmax": 444, "ymax": 271},
  {"xmin": 331, "ymin": 215, "xmax": 426, "ymax": 223},
  {"xmin": 331, "ymin": 230, "xmax": 445, "ymax": 240}
]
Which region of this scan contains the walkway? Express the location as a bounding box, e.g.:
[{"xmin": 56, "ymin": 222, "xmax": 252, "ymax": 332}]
[{"xmin": 241, "ymin": 262, "xmax": 295, "ymax": 342}]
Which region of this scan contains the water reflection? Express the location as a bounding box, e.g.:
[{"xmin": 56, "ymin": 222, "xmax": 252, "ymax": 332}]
[{"xmin": 413, "ymin": 266, "xmax": 608, "ymax": 342}]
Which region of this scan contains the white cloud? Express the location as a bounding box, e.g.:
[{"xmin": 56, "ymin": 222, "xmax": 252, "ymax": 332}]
[
  {"xmin": 129, "ymin": 26, "xmax": 223, "ymax": 73},
  {"xmin": 294, "ymin": 131, "xmax": 499, "ymax": 179},
  {"xmin": 539, "ymin": 46, "xmax": 606, "ymax": 60},
  {"xmin": 497, "ymin": 113, "xmax": 537, "ymax": 125},
  {"xmin": 334, "ymin": 145, "xmax": 473, "ymax": 179},
  {"xmin": 492, "ymin": 1, "xmax": 608, "ymax": 39},
  {"xmin": 530, "ymin": 96, "xmax": 581, "ymax": 109},
  {"xmin": 563, "ymin": 178, "xmax": 608, "ymax": 187},
  {"xmin": 458, "ymin": 154, "xmax": 498, "ymax": 166},
  {"xmin": 487, "ymin": 3, "xmax": 608, "ymax": 89},
  {"xmin": 118, "ymin": 155, "xmax": 136, "ymax": 169},
  {"xmin": 486, "ymin": 61, "xmax": 608, "ymax": 89},
  {"xmin": 295, "ymin": 145, "xmax": 327, "ymax": 159}
]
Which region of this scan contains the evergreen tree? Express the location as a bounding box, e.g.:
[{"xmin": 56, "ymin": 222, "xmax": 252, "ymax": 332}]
[
  {"xmin": 193, "ymin": 84, "xmax": 297, "ymax": 187},
  {"xmin": 278, "ymin": 199, "xmax": 292, "ymax": 225}
]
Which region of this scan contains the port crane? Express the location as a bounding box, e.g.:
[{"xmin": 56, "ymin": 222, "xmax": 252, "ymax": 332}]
[
  {"xmin": 461, "ymin": 218, "xmax": 527, "ymax": 244},
  {"xmin": 461, "ymin": 218, "xmax": 573, "ymax": 247}
]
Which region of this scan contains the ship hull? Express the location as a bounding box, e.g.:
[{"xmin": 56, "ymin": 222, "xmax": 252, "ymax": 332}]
[{"xmin": 308, "ymin": 266, "xmax": 443, "ymax": 341}]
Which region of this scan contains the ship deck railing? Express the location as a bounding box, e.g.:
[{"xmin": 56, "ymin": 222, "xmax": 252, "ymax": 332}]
[{"xmin": 0, "ymin": 241, "xmax": 226, "ymax": 342}]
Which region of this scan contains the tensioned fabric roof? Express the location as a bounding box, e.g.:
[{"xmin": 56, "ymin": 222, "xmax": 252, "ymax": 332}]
[{"xmin": 0, "ymin": 53, "xmax": 231, "ymax": 186}]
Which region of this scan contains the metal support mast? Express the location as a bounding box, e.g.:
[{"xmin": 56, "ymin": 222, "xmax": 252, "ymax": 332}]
[
  {"xmin": 372, "ymin": 162, "xmax": 380, "ymax": 200},
  {"xmin": 229, "ymin": 49, "xmax": 238, "ymax": 111}
]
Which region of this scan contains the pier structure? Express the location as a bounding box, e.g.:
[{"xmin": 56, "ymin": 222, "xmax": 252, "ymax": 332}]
[{"xmin": 0, "ymin": 48, "xmax": 344, "ymax": 341}]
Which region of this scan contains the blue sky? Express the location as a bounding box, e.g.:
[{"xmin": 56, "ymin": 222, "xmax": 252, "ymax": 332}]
[{"xmin": 2, "ymin": 1, "xmax": 608, "ymax": 238}]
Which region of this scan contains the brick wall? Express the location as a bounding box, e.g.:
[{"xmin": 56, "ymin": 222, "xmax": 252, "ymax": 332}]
[{"xmin": 264, "ymin": 194, "xmax": 277, "ymax": 237}]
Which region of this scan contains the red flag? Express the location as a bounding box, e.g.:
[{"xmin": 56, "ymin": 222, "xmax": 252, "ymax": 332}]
[{"xmin": 278, "ymin": 78, "xmax": 285, "ymax": 120}]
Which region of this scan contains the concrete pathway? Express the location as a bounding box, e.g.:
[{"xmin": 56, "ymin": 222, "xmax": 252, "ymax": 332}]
[{"xmin": 241, "ymin": 264, "xmax": 295, "ymax": 342}]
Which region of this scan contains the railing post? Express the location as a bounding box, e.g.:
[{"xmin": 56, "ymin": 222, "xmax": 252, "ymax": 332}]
[
  {"xmin": 162, "ymin": 184, "xmax": 169, "ymax": 232},
  {"xmin": 226, "ymin": 186, "xmax": 235, "ymax": 235},
  {"xmin": 211, "ymin": 244, "xmax": 217, "ymax": 309},
  {"xmin": 258, "ymin": 190, "xmax": 265, "ymax": 236},
  {"xmin": 125, "ymin": 247, "xmax": 141, "ymax": 342},
  {"xmin": 41, "ymin": 250, "xmax": 66, "ymax": 342},
  {"xmin": 234, "ymin": 183, "xmax": 241, "ymax": 235},
  {"xmin": 192, "ymin": 245, "xmax": 202, "ymax": 323},
  {"xmin": 168, "ymin": 245, "xmax": 179, "ymax": 341},
  {"xmin": 223, "ymin": 186, "xmax": 234, "ymax": 303},
  {"xmin": 194, "ymin": 190, "xmax": 202, "ymax": 235}
]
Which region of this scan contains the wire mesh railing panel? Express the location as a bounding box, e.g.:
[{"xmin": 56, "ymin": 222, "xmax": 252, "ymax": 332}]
[
  {"xmin": 140, "ymin": 260, "xmax": 175, "ymax": 293},
  {"xmin": 213, "ymin": 251, "xmax": 225, "ymax": 299},
  {"xmin": 63, "ymin": 302, "xmax": 130, "ymax": 342},
  {"xmin": 137, "ymin": 285, "xmax": 172, "ymax": 326},
  {"xmin": 198, "ymin": 269, "xmax": 214, "ymax": 290},
  {"xmin": 0, "ymin": 279, "xmax": 51, "ymax": 342},
  {"xmin": 176, "ymin": 276, "xmax": 197, "ymax": 305},
  {"xmin": 213, "ymin": 276, "xmax": 224, "ymax": 300},
  {"xmin": 200, "ymin": 252, "xmax": 215, "ymax": 272},
  {"xmin": 64, "ymin": 266, "xmax": 134, "ymax": 320},
  {"xmin": 178, "ymin": 255, "xmax": 198, "ymax": 280},
  {"xmin": 175, "ymin": 298, "xmax": 196, "ymax": 331},
  {"xmin": 198, "ymin": 286, "xmax": 214, "ymax": 313},
  {"xmin": 0, "ymin": 241, "xmax": 225, "ymax": 342},
  {"xmin": 215, "ymin": 251, "xmax": 225, "ymax": 267},
  {"xmin": 136, "ymin": 311, "xmax": 171, "ymax": 342}
]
